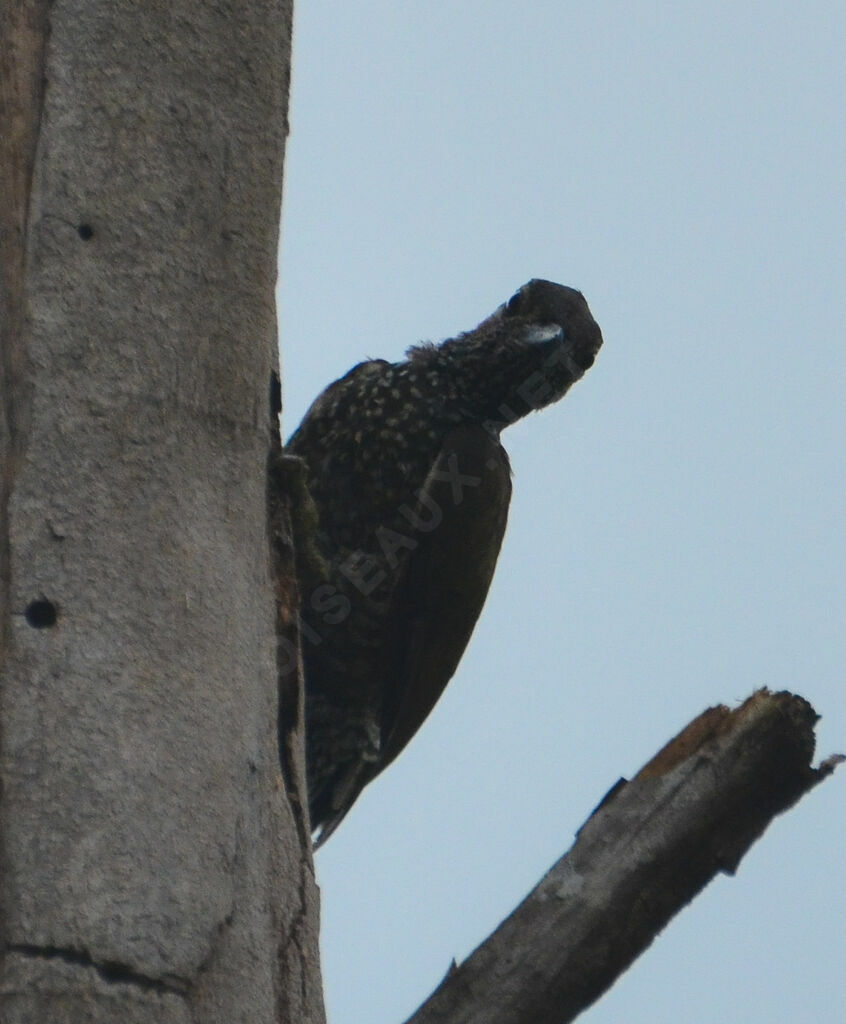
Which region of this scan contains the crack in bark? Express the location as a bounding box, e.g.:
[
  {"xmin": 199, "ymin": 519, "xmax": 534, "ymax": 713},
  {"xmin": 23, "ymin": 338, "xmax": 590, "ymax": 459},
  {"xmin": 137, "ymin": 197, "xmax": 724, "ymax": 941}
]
[
  {"xmin": 7, "ymin": 944, "xmax": 190, "ymax": 996},
  {"xmin": 276, "ymin": 867, "xmax": 311, "ymax": 1020},
  {"xmin": 281, "ymin": 927, "xmax": 310, "ymax": 1011},
  {"xmin": 191, "ymin": 822, "xmax": 240, "ymax": 984},
  {"xmin": 267, "ymin": 446, "xmax": 313, "ymax": 851},
  {"xmin": 0, "ymin": 0, "xmax": 51, "ymax": 696}
]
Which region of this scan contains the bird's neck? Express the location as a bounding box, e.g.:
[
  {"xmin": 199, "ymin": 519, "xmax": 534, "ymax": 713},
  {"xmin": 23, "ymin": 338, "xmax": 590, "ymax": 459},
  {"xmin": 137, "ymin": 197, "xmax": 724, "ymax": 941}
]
[{"xmin": 415, "ymin": 331, "xmax": 543, "ymax": 433}]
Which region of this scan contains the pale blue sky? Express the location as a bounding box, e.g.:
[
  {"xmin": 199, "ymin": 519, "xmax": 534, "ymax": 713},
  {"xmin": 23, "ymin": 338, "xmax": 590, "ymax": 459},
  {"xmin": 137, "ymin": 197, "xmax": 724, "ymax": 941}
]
[{"xmin": 278, "ymin": 3, "xmax": 845, "ymax": 1022}]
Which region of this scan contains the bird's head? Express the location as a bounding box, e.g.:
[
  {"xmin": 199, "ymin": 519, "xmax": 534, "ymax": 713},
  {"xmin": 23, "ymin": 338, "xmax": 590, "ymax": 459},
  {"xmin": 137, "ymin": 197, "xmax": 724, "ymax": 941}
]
[{"xmin": 414, "ymin": 279, "xmax": 603, "ymax": 430}]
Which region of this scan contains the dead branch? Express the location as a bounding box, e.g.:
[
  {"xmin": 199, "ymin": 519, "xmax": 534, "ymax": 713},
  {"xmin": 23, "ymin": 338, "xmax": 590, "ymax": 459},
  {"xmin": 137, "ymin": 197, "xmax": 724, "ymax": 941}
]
[{"xmin": 405, "ymin": 689, "xmax": 842, "ymax": 1024}]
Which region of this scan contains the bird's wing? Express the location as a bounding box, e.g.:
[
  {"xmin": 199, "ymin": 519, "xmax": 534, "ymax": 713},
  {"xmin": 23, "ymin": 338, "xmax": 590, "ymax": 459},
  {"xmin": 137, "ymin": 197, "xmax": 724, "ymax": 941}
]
[
  {"xmin": 286, "ymin": 358, "xmax": 391, "ymax": 449},
  {"xmin": 309, "ymin": 424, "xmax": 511, "ymax": 849},
  {"xmin": 376, "ymin": 424, "xmax": 512, "ymax": 772}
]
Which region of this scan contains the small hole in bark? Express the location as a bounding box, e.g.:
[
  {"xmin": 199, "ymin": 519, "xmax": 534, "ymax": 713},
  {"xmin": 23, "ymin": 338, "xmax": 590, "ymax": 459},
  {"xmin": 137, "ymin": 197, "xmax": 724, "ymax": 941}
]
[
  {"xmin": 25, "ymin": 599, "xmax": 57, "ymax": 628},
  {"xmin": 269, "ymin": 371, "xmax": 282, "ymax": 419},
  {"xmin": 77, "ymin": 223, "xmax": 94, "ymax": 240}
]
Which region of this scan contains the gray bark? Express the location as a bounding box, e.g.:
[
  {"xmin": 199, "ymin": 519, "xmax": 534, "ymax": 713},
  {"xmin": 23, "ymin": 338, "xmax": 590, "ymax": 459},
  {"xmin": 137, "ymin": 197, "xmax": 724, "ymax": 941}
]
[
  {"xmin": 0, "ymin": 2, "xmax": 324, "ymax": 1021},
  {"xmin": 405, "ymin": 690, "xmax": 841, "ymax": 1024}
]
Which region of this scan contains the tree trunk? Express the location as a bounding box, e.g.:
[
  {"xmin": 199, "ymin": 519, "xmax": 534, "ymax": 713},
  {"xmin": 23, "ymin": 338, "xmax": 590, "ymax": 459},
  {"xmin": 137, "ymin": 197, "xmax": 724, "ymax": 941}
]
[{"xmin": 0, "ymin": 2, "xmax": 324, "ymax": 1020}]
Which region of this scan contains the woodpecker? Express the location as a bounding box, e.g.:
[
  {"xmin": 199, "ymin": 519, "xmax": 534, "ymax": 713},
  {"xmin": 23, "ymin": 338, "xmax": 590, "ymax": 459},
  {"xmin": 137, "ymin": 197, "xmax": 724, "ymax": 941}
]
[{"xmin": 286, "ymin": 279, "xmax": 603, "ymax": 845}]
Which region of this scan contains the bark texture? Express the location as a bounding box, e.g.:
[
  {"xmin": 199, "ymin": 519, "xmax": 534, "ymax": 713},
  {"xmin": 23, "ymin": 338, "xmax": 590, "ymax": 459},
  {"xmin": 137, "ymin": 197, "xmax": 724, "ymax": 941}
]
[
  {"xmin": 0, "ymin": 1, "xmax": 324, "ymax": 1021},
  {"xmin": 406, "ymin": 690, "xmax": 841, "ymax": 1024}
]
